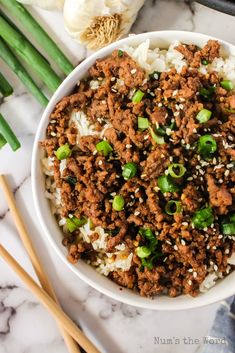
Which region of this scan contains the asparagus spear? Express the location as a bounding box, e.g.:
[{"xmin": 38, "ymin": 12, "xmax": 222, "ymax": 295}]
[
  {"xmin": 0, "ymin": 113, "xmax": 21, "ymax": 151},
  {"xmin": 0, "ymin": 72, "xmax": 13, "ymax": 97},
  {"xmin": 0, "ymin": 15, "xmax": 61, "ymax": 92},
  {"xmin": 0, "ymin": 37, "xmax": 49, "ymax": 106},
  {"xmin": 0, "ymin": 0, "xmax": 74, "ymax": 76},
  {"xmin": 0, "ymin": 133, "xmax": 7, "ymax": 149}
]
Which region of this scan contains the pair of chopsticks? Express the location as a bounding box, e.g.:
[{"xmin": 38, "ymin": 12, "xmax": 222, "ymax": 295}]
[{"xmin": 0, "ymin": 175, "xmax": 101, "ymax": 353}]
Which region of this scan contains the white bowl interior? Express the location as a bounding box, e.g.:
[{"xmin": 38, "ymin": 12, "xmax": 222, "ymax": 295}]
[{"xmin": 32, "ymin": 31, "xmax": 235, "ymax": 310}]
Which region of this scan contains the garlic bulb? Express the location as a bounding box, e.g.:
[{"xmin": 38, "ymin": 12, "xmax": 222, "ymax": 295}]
[
  {"xmin": 63, "ymin": 0, "xmax": 145, "ymax": 49},
  {"xmin": 17, "ymin": 0, "xmax": 64, "ymax": 10}
]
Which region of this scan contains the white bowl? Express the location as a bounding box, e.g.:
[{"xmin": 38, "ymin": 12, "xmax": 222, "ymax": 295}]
[{"xmin": 32, "ymin": 31, "xmax": 235, "ymax": 310}]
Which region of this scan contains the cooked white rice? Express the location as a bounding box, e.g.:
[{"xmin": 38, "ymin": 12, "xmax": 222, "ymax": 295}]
[{"xmin": 43, "ymin": 40, "xmax": 235, "ymax": 289}]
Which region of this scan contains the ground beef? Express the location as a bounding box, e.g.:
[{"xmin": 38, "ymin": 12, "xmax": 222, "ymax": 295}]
[{"xmin": 42, "ymin": 40, "xmax": 235, "ymax": 298}]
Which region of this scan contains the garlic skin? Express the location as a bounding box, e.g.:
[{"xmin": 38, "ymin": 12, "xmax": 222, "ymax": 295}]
[
  {"xmin": 63, "ymin": 0, "xmax": 145, "ymax": 49},
  {"xmin": 17, "ymin": 0, "xmax": 64, "ymax": 10}
]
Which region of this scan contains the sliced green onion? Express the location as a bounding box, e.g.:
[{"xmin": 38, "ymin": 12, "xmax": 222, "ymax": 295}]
[
  {"xmin": 141, "ymin": 257, "xmax": 154, "ymax": 270},
  {"xmin": 138, "ymin": 116, "xmax": 149, "ymax": 130},
  {"xmin": 199, "ymin": 86, "xmax": 215, "ymax": 99},
  {"xmin": 222, "ymin": 223, "xmax": 235, "ymax": 235},
  {"xmin": 201, "ymin": 59, "xmax": 209, "ymax": 65},
  {"xmin": 66, "ymin": 216, "xmax": 87, "ymax": 232},
  {"xmin": 198, "ymin": 135, "xmax": 217, "ymax": 157},
  {"xmin": 196, "ymin": 109, "xmax": 212, "ymax": 123},
  {"xmin": 89, "ymin": 218, "xmax": 95, "ymax": 230},
  {"xmin": 0, "ymin": 113, "xmax": 20, "ymax": 151},
  {"xmin": 230, "ymin": 214, "xmax": 235, "ymax": 223},
  {"xmin": 132, "ymin": 89, "xmax": 144, "ymax": 103},
  {"xmin": 96, "ymin": 140, "xmax": 113, "ymax": 157},
  {"xmin": 66, "ymin": 176, "xmax": 77, "ymax": 186},
  {"xmin": 122, "ymin": 162, "xmax": 137, "ymax": 180},
  {"xmin": 112, "ymin": 195, "xmax": 125, "ymax": 211},
  {"xmin": 167, "ymin": 163, "xmax": 186, "ymax": 178},
  {"xmin": 118, "ymin": 49, "xmax": 123, "ymax": 57},
  {"xmin": 155, "ymin": 126, "xmax": 166, "ymax": 136},
  {"xmin": 220, "ymin": 80, "xmax": 233, "ymax": 91},
  {"xmin": 139, "ymin": 228, "xmax": 155, "ymax": 241},
  {"xmin": 157, "ymin": 175, "xmax": 179, "ymax": 193},
  {"xmin": 149, "ymin": 127, "xmax": 165, "ymax": 144},
  {"xmin": 192, "ymin": 207, "xmax": 214, "ymax": 229},
  {"xmin": 0, "ymin": 133, "xmax": 7, "ymax": 149},
  {"xmin": 165, "ymin": 200, "xmax": 182, "ymax": 215},
  {"xmin": 55, "ymin": 144, "xmax": 71, "ymax": 160},
  {"xmin": 0, "ymin": 72, "xmax": 13, "ymax": 97},
  {"xmin": 136, "ymin": 246, "xmax": 151, "ymax": 258}
]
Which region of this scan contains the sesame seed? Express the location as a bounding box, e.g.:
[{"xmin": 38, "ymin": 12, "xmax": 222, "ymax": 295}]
[
  {"xmin": 134, "ymin": 188, "xmax": 140, "ymax": 193},
  {"xmin": 166, "ymin": 128, "xmax": 172, "ymax": 135},
  {"xmin": 153, "ymin": 73, "xmax": 159, "ymax": 80},
  {"xmin": 130, "ymin": 195, "xmax": 134, "ymax": 199},
  {"xmin": 179, "ymin": 104, "xmax": 184, "ymax": 110},
  {"xmin": 203, "ymin": 227, "xmax": 208, "ymax": 231},
  {"xmin": 218, "ymin": 179, "xmax": 223, "ymax": 184},
  {"xmin": 206, "ymin": 245, "xmax": 210, "ymax": 250},
  {"xmin": 141, "ymin": 174, "xmax": 147, "ymax": 178},
  {"xmin": 218, "ymin": 234, "xmax": 223, "ymax": 239},
  {"xmin": 111, "ymin": 77, "xmax": 116, "ymax": 81},
  {"xmin": 224, "ymin": 170, "xmax": 230, "ymax": 177},
  {"xmin": 158, "ymin": 102, "xmax": 163, "ymax": 107},
  {"xmin": 187, "ymin": 177, "xmax": 193, "ymax": 181},
  {"xmin": 210, "ymin": 261, "xmax": 214, "ymax": 265},
  {"xmin": 214, "ymin": 265, "xmax": 218, "ymax": 271},
  {"xmin": 172, "ymin": 90, "xmax": 178, "ymax": 96},
  {"xmin": 174, "ymin": 111, "xmax": 180, "ymax": 117},
  {"xmin": 227, "ymin": 163, "xmax": 234, "ymax": 168},
  {"xmin": 181, "ymin": 239, "xmax": 186, "ymax": 245},
  {"xmin": 188, "ymin": 268, "xmax": 193, "ymax": 273},
  {"xmin": 139, "ymin": 197, "xmax": 143, "ymax": 203},
  {"xmin": 144, "ymin": 135, "xmax": 149, "ymax": 140},
  {"xmin": 182, "ymin": 222, "xmax": 188, "ymax": 226},
  {"xmin": 212, "ymin": 246, "xmax": 217, "ymax": 250},
  {"xmin": 181, "ymin": 139, "xmax": 185, "ymax": 145},
  {"xmin": 169, "ymin": 156, "xmax": 173, "ymax": 162},
  {"xmin": 225, "ymin": 249, "xmax": 229, "ymax": 254},
  {"xmin": 126, "ymin": 144, "xmax": 132, "ymax": 149},
  {"xmin": 193, "ymin": 128, "xmax": 197, "ymax": 133},
  {"xmin": 110, "ymin": 192, "xmax": 116, "ymax": 197},
  {"xmin": 143, "ymin": 151, "xmax": 147, "ymax": 155},
  {"xmin": 173, "ymin": 245, "xmax": 178, "ymax": 251},
  {"xmin": 131, "ymin": 69, "xmax": 137, "ymax": 74},
  {"xmin": 193, "ymin": 271, "xmax": 197, "ymax": 278},
  {"xmin": 50, "ymin": 119, "xmax": 56, "ymax": 123},
  {"xmin": 153, "ymin": 186, "xmax": 160, "ymax": 192},
  {"xmin": 166, "ymin": 240, "xmax": 172, "ymax": 245},
  {"xmin": 228, "ymin": 135, "xmax": 233, "ymax": 141},
  {"xmin": 212, "ymin": 157, "xmax": 217, "ymax": 165},
  {"xmin": 150, "ymin": 92, "xmax": 155, "ymax": 97},
  {"xmin": 188, "ymin": 280, "xmax": 192, "ymax": 285},
  {"xmin": 185, "ymin": 144, "xmax": 190, "ymax": 150},
  {"xmin": 98, "ymin": 160, "xmax": 103, "ymax": 166},
  {"xmin": 134, "ymin": 210, "xmax": 140, "ymax": 216}
]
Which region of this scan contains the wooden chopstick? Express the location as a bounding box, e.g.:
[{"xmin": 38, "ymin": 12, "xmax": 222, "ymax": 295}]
[
  {"xmin": 0, "ymin": 244, "xmax": 101, "ymax": 353},
  {"xmin": 0, "ymin": 175, "xmax": 96, "ymax": 353}
]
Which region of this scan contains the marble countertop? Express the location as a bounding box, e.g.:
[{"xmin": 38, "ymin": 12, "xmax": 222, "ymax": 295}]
[{"xmin": 0, "ymin": 1, "xmax": 235, "ymax": 353}]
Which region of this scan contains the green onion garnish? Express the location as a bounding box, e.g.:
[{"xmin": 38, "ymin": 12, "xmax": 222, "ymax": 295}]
[
  {"xmin": 222, "ymin": 223, "xmax": 235, "ymax": 235},
  {"xmin": 165, "ymin": 200, "xmax": 182, "ymax": 215},
  {"xmin": 201, "ymin": 59, "xmax": 209, "ymax": 65},
  {"xmin": 220, "ymin": 80, "xmax": 233, "ymax": 91},
  {"xmin": 199, "ymin": 86, "xmax": 215, "ymax": 99},
  {"xmin": 0, "ymin": 133, "xmax": 7, "ymax": 149},
  {"xmin": 139, "ymin": 228, "xmax": 157, "ymax": 249},
  {"xmin": 132, "ymin": 89, "xmax": 144, "ymax": 103},
  {"xmin": 122, "ymin": 162, "xmax": 138, "ymax": 180},
  {"xmin": 136, "ymin": 246, "xmax": 151, "ymax": 258},
  {"xmin": 118, "ymin": 49, "xmax": 123, "ymax": 57},
  {"xmin": 66, "ymin": 176, "xmax": 77, "ymax": 186},
  {"xmin": 138, "ymin": 116, "xmax": 149, "ymax": 130},
  {"xmin": 66, "ymin": 216, "xmax": 87, "ymax": 232},
  {"xmin": 157, "ymin": 175, "xmax": 179, "ymax": 193},
  {"xmin": 96, "ymin": 140, "xmax": 113, "ymax": 157},
  {"xmin": 149, "ymin": 127, "xmax": 165, "ymax": 144},
  {"xmin": 192, "ymin": 207, "xmax": 214, "ymax": 229},
  {"xmin": 167, "ymin": 163, "xmax": 186, "ymax": 179},
  {"xmin": 196, "ymin": 109, "xmax": 212, "ymax": 123},
  {"xmin": 230, "ymin": 214, "xmax": 235, "ymax": 223},
  {"xmin": 55, "ymin": 143, "xmax": 71, "ymax": 160},
  {"xmin": 112, "ymin": 195, "xmax": 125, "ymax": 211},
  {"xmin": 0, "ymin": 113, "xmax": 21, "ymax": 151},
  {"xmin": 198, "ymin": 135, "xmax": 217, "ymax": 157}
]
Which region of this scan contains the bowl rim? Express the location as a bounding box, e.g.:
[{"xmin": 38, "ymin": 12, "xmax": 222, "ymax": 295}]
[{"xmin": 32, "ymin": 30, "xmax": 235, "ymax": 310}]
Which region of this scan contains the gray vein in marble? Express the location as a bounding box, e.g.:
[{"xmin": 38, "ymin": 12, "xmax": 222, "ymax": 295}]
[{"xmin": 0, "ymin": 174, "xmax": 31, "ymax": 220}]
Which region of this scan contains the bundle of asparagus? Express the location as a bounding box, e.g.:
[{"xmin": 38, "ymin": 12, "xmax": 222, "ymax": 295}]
[{"xmin": 0, "ymin": 0, "xmax": 74, "ymax": 152}]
